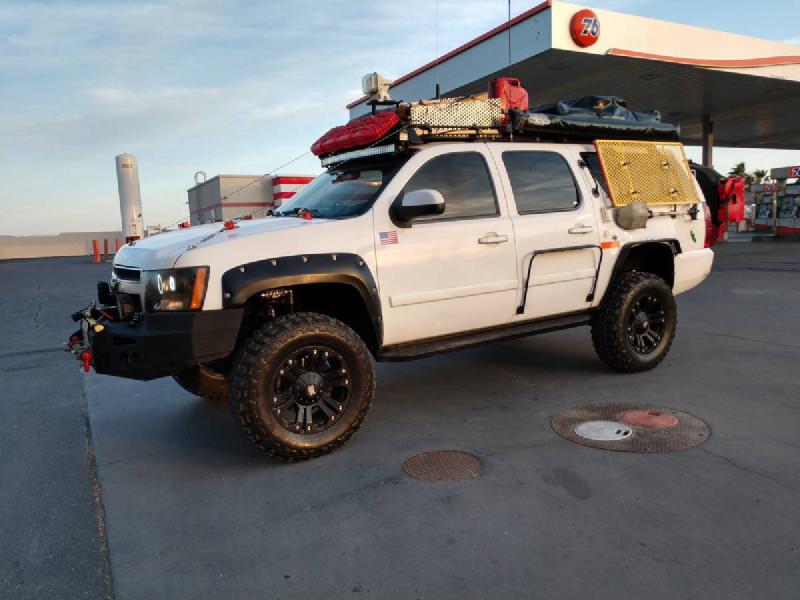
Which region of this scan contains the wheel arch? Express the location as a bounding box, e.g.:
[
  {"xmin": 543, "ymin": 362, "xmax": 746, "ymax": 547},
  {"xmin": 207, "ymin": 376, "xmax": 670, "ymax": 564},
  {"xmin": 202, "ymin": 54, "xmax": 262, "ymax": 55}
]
[
  {"xmin": 603, "ymin": 240, "xmax": 680, "ymax": 303},
  {"xmin": 221, "ymin": 254, "xmax": 382, "ymax": 351}
]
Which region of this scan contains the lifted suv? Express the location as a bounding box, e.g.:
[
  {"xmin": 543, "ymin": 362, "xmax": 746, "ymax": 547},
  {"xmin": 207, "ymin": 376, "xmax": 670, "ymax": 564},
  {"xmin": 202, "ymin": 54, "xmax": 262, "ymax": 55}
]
[{"xmin": 68, "ymin": 88, "xmax": 714, "ymax": 460}]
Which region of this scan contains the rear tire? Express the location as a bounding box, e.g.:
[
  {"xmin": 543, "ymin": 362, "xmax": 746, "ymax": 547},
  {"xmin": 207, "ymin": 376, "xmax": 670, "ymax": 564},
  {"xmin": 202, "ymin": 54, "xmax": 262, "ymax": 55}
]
[
  {"xmin": 591, "ymin": 271, "xmax": 677, "ymax": 373},
  {"xmin": 229, "ymin": 313, "xmax": 375, "ymax": 461},
  {"xmin": 173, "ymin": 364, "xmax": 228, "ymax": 401}
]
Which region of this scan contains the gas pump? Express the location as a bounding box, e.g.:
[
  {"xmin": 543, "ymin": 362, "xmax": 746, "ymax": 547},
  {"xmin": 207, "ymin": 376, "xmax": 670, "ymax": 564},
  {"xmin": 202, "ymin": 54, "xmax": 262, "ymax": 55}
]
[{"xmin": 763, "ymin": 165, "xmax": 800, "ymax": 237}]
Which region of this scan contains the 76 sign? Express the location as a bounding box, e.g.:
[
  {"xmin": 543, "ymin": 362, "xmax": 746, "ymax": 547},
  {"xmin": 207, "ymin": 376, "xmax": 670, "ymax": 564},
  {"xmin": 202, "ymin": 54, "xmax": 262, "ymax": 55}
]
[
  {"xmin": 570, "ymin": 9, "xmax": 600, "ymax": 48},
  {"xmin": 789, "ymin": 166, "xmax": 800, "ymax": 178}
]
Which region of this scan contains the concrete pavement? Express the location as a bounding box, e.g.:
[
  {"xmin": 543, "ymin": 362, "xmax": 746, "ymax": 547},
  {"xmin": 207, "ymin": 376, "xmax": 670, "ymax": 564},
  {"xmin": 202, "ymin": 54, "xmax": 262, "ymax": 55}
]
[{"xmin": 1, "ymin": 243, "xmax": 799, "ymax": 599}]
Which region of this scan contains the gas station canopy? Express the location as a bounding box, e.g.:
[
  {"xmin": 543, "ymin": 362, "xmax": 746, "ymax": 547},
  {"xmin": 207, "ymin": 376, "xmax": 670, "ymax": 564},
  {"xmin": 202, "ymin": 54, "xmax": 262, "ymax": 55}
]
[{"xmin": 348, "ymin": 1, "xmax": 800, "ymax": 157}]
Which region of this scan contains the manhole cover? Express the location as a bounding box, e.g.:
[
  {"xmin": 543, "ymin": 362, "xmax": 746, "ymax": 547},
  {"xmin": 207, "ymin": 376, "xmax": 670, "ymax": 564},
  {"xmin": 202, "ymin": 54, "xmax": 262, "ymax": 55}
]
[
  {"xmin": 574, "ymin": 420, "xmax": 632, "ymax": 441},
  {"xmin": 551, "ymin": 403, "xmax": 710, "ymax": 453},
  {"xmin": 402, "ymin": 450, "xmax": 481, "ymax": 481}
]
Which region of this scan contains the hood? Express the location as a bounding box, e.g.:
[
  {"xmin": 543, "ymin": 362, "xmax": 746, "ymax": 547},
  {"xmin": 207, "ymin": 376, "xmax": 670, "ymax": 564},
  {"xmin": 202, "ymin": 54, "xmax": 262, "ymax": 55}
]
[{"xmin": 114, "ymin": 217, "xmax": 325, "ymax": 270}]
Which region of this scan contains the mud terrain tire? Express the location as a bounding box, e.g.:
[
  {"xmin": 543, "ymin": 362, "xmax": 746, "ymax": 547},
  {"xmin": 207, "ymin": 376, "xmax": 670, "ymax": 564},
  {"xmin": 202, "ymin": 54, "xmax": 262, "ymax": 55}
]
[
  {"xmin": 229, "ymin": 313, "xmax": 375, "ymax": 460},
  {"xmin": 591, "ymin": 271, "xmax": 677, "ymax": 373}
]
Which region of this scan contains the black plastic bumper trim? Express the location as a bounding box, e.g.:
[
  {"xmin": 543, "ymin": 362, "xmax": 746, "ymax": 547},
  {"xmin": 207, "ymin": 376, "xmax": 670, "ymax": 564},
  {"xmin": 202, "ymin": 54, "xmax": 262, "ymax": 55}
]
[{"xmin": 90, "ymin": 308, "xmax": 243, "ymax": 381}]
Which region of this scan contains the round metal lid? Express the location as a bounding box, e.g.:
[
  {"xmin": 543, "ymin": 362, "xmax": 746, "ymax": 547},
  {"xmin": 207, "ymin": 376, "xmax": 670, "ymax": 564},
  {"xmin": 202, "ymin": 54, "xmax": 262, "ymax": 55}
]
[
  {"xmin": 574, "ymin": 420, "xmax": 632, "ymax": 441},
  {"xmin": 402, "ymin": 450, "xmax": 481, "ymax": 481},
  {"xmin": 552, "ymin": 403, "xmax": 711, "ymax": 453},
  {"xmin": 620, "ymin": 409, "xmax": 679, "ymax": 429}
]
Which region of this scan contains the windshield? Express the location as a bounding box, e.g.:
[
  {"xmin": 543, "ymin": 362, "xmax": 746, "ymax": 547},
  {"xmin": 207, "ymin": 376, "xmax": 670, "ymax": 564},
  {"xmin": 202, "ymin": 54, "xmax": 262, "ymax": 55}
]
[{"xmin": 274, "ymin": 157, "xmax": 409, "ymax": 219}]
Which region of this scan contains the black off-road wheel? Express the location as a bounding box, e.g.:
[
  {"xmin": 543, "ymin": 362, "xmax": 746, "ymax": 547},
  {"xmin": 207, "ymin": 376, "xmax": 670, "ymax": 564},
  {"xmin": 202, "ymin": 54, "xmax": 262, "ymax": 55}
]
[
  {"xmin": 591, "ymin": 271, "xmax": 677, "ymax": 373},
  {"xmin": 173, "ymin": 363, "xmax": 228, "ymax": 401},
  {"xmin": 229, "ymin": 313, "xmax": 375, "ymax": 461}
]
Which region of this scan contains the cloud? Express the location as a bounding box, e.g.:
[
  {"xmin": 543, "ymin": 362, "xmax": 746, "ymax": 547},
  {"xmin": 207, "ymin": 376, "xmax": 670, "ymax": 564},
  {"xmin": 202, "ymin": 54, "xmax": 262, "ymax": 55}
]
[{"xmin": 590, "ymin": 0, "xmax": 656, "ymax": 10}]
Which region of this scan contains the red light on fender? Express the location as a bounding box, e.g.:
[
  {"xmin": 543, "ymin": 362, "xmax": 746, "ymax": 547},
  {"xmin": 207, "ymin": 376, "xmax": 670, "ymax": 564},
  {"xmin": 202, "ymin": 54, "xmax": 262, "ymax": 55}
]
[
  {"xmin": 570, "ymin": 9, "xmax": 600, "ymax": 48},
  {"xmin": 223, "ymin": 219, "xmax": 236, "ymax": 230}
]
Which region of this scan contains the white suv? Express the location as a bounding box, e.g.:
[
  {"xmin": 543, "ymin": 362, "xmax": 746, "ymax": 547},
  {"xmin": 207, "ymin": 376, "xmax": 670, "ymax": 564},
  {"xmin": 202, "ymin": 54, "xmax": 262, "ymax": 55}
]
[{"xmin": 69, "ymin": 134, "xmax": 714, "ymax": 460}]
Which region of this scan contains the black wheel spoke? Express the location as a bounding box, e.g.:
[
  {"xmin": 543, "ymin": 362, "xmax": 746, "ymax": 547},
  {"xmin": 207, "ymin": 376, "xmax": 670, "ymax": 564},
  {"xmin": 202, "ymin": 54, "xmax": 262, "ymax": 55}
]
[
  {"xmin": 269, "ymin": 344, "xmax": 352, "ymax": 435},
  {"xmin": 310, "ymin": 349, "xmax": 327, "ymax": 371},
  {"xmin": 285, "ymin": 361, "xmax": 304, "ymax": 380},
  {"xmin": 323, "ymin": 372, "xmax": 346, "ymax": 386},
  {"xmin": 625, "ymin": 292, "xmax": 669, "ymax": 355},
  {"xmin": 296, "ymin": 405, "xmax": 311, "ymax": 427},
  {"xmin": 318, "ymin": 402, "xmax": 336, "ymax": 420},
  {"xmin": 272, "ymin": 389, "xmax": 294, "ymax": 408}
]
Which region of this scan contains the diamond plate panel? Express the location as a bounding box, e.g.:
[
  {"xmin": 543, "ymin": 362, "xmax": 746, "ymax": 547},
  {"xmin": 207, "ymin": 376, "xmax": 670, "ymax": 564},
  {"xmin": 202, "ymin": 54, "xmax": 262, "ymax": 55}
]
[
  {"xmin": 595, "ymin": 140, "xmax": 700, "ymax": 207},
  {"xmin": 409, "ymin": 98, "xmax": 502, "ymax": 129}
]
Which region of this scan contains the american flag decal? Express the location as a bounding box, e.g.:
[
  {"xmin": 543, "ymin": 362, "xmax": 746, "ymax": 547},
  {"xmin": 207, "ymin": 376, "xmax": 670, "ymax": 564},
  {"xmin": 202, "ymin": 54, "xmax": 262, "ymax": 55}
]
[{"xmin": 379, "ymin": 230, "xmax": 398, "ymax": 245}]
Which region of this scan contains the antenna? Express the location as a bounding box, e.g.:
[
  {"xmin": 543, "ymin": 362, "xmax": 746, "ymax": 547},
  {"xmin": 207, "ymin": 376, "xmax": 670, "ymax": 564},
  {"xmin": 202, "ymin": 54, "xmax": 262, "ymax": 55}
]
[
  {"xmin": 507, "ymin": 0, "xmax": 512, "ymax": 78},
  {"xmin": 435, "ymin": 0, "xmax": 440, "ymax": 98}
]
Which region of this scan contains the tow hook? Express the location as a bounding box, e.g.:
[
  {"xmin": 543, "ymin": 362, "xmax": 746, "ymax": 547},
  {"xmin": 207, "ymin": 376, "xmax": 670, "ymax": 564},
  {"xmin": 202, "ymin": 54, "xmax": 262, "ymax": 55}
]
[
  {"xmin": 65, "ymin": 301, "xmax": 104, "ymax": 373},
  {"xmin": 80, "ymin": 350, "xmax": 92, "ymax": 373}
]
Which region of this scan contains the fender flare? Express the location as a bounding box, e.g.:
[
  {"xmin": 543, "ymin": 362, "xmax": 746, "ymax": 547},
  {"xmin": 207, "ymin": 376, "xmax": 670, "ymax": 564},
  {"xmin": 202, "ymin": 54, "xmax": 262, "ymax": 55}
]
[
  {"xmin": 602, "ymin": 239, "xmax": 681, "ymax": 303},
  {"xmin": 220, "ymin": 253, "xmax": 382, "ymax": 346}
]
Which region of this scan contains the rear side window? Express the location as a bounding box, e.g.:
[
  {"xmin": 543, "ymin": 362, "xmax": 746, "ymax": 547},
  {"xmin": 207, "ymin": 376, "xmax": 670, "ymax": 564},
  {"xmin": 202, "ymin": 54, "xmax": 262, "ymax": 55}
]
[
  {"xmin": 402, "ymin": 152, "xmax": 498, "ymax": 221},
  {"xmin": 502, "ymin": 151, "xmax": 580, "ymax": 214}
]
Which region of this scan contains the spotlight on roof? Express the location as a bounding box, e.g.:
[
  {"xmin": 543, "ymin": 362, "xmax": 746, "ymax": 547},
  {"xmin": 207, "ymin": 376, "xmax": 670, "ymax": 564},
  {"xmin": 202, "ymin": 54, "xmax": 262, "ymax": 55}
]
[{"xmin": 362, "ymin": 72, "xmax": 393, "ymax": 102}]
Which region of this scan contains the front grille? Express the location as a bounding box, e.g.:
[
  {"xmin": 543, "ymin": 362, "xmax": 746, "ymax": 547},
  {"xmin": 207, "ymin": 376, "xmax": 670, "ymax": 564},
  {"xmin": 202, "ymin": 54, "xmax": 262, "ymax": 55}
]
[{"xmin": 113, "ymin": 265, "xmax": 141, "ymax": 282}]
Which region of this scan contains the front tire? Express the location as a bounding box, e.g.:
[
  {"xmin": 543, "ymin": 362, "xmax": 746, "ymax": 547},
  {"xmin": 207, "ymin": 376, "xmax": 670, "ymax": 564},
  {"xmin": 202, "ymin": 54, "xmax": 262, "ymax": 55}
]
[
  {"xmin": 229, "ymin": 313, "xmax": 375, "ymax": 460},
  {"xmin": 591, "ymin": 271, "xmax": 677, "ymax": 373}
]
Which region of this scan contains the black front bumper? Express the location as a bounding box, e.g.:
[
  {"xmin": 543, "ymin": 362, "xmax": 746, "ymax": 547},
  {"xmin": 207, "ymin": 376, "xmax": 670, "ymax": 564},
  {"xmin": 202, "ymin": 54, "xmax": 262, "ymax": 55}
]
[{"xmin": 90, "ymin": 309, "xmax": 243, "ymax": 381}]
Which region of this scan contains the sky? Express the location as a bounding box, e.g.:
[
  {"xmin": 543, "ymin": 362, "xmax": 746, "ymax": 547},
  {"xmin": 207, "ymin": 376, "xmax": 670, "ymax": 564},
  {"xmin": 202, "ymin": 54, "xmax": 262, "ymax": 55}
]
[{"xmin": 1, "ymin": 0, "xmax": 799, "ymax": 236}]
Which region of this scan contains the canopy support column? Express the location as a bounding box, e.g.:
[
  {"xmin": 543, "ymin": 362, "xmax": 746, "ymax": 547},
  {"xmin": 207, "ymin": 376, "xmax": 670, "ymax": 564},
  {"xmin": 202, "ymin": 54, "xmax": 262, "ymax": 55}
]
[{"xmin": 702, "ymin": 115, "xmax": 714, "ymax": 168}]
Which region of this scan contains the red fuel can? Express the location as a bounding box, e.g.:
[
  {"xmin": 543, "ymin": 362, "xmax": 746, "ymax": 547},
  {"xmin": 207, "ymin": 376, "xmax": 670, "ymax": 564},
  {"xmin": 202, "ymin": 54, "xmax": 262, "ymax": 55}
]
[{"xmin": 488, "ymin": 77, "xmax": 529, "ymax": 113}]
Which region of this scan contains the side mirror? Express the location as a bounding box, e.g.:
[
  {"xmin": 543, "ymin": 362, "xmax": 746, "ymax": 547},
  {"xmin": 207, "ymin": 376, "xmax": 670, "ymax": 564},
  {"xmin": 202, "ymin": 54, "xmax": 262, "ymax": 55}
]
[{"xmin": 393, "ymin": 189, "xmax": 446, "ymax": 222}]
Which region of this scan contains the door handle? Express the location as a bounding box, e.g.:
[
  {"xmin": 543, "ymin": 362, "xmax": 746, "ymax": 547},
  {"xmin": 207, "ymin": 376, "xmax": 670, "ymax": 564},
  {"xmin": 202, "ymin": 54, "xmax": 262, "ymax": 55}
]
[
  {"xmin": 478, "ymin": 233, "xmax": 509, "ymax": 244},
  {"xmin": 568, "ymin": 225, "xmax": 594, "ymax": 234}
]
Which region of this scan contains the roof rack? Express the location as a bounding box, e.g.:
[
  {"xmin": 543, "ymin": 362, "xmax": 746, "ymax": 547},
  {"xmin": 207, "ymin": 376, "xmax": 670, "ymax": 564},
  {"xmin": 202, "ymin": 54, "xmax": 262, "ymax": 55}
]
[{"xmin": 312, "ymin": 78, "xmax": 680, "ymax": 166}]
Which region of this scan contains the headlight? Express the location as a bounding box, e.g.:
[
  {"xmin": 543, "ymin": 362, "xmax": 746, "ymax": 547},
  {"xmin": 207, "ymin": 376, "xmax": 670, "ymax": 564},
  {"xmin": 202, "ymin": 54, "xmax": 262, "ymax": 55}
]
[{"xmin": 144, "ymin": 267, "xmax": 209, "ymax": 312}]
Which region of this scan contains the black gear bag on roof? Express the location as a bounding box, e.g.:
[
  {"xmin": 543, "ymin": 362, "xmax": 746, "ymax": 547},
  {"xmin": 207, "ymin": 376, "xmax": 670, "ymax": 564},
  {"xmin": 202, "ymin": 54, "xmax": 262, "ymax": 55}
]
[{"xmin": 510, "ymin": 95, "xmax": 680, "ymax": 141}]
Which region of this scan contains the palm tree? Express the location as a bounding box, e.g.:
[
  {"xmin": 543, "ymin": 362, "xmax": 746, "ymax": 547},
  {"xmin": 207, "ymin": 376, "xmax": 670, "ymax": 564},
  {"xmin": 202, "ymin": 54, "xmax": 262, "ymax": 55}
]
[
  {"xmin": 727, "ymin": 162, "xmax": 759, "ymax": 190},
  {"xmin": 728, "ymin": 162, "xmax": 748, "ymax": 179},
  {"xmin": 752, "ymin": 169, "xmax": 768, "ymax": 185}
]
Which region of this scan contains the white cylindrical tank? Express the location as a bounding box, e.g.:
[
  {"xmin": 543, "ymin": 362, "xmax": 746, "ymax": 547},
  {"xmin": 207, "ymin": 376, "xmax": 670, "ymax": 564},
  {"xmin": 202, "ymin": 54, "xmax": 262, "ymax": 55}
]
[{"xmin": 115, "ymin": 153, "xmax": 144, "ymax": 242}]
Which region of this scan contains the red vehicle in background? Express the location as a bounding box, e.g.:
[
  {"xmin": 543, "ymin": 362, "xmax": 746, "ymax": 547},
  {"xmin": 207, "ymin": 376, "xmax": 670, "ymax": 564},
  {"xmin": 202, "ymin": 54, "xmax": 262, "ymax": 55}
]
[{"xmin": 690, "ymin": 161, "xmax": 746, "ymax": 246}]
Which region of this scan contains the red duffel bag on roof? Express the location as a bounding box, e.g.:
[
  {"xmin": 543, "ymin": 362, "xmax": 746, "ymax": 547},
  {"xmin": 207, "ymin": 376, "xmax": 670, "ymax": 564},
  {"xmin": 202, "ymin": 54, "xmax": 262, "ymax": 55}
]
[{"xmin": 311, "ymin": 111, "xmax": 399, "ymax": 157}]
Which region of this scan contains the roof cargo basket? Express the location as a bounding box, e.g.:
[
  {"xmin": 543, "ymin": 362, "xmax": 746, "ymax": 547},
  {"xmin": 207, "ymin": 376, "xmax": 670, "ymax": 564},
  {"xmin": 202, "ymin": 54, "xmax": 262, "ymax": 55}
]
[{"xmin": 311, "ymin": 79, "xmax": 681, "ymax": 164}]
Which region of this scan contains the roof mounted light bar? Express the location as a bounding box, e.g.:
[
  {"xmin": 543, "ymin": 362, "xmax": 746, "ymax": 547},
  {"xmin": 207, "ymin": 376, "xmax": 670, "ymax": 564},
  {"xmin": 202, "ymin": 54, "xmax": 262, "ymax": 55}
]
[{"xmin": 320, "ymin": 144, "xmax": 397, "ymax": 167}]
